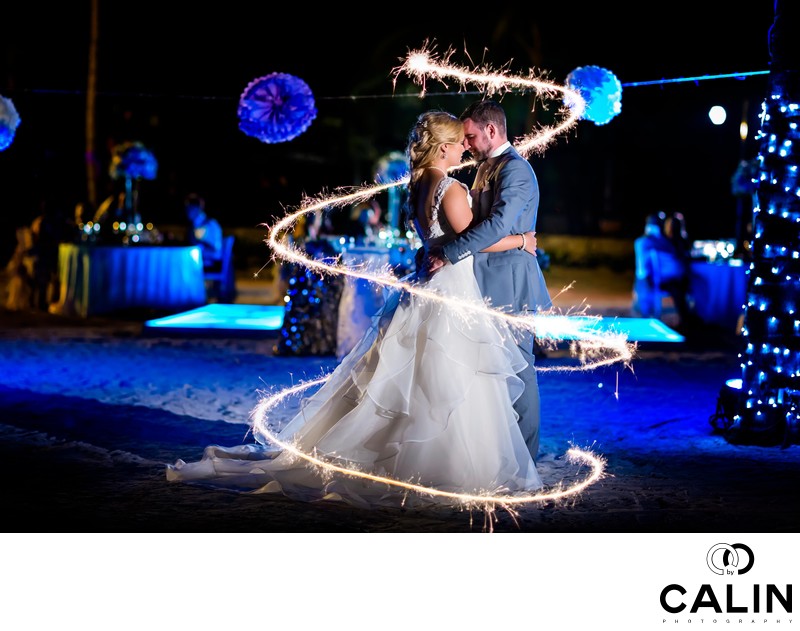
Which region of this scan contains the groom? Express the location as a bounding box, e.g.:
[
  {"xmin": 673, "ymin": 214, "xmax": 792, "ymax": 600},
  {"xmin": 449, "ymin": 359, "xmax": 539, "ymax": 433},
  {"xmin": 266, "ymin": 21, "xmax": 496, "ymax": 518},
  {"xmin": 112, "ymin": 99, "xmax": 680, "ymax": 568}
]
[{"xmin": 428, "ymin": 99, "xmax": 551, "ymax": 460}]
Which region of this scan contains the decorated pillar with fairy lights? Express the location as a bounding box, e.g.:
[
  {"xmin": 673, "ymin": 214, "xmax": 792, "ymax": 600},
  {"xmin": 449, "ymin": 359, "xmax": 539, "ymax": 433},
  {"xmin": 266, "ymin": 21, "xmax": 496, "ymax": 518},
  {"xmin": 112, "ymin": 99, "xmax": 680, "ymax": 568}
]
[
  {"xmin": 274, "ymin": 257, "xmax": 344, "ymax": 357},
  {"xmin": 726, "ymin": 1, "xmax": 800, "ymax": 446}
]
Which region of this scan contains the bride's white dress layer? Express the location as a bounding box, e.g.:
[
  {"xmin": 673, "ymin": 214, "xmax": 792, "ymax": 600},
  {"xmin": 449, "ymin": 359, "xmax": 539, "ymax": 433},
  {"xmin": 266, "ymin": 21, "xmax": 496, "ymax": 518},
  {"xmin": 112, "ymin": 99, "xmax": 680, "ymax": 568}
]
[{"xmin": 167, "ymin": 177, "xmax": 542, "ymax": 507}]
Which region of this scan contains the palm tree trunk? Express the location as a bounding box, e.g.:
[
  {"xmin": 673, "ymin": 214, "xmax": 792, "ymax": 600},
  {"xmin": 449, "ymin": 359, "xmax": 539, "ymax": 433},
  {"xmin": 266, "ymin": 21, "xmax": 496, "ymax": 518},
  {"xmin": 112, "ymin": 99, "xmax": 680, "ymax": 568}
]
[{"xmin": 85, "ymin": 0, "xmax": 99, "ymax": 208}]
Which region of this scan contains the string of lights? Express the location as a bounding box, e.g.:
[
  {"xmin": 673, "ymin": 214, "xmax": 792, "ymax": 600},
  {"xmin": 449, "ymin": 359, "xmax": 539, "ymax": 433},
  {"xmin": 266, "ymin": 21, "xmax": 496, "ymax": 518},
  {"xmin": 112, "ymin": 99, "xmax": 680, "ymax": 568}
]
[{"xmin": 720, "ymin": 89, "xmax": 800, "ymax": 445}]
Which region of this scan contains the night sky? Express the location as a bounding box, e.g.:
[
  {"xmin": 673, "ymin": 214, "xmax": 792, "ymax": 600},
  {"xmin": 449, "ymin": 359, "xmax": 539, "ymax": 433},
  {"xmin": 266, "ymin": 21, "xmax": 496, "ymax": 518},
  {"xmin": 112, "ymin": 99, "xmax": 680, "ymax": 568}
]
[{"xmin": 0, "ymin": 2, "xmax": 778, "ymax": 261}]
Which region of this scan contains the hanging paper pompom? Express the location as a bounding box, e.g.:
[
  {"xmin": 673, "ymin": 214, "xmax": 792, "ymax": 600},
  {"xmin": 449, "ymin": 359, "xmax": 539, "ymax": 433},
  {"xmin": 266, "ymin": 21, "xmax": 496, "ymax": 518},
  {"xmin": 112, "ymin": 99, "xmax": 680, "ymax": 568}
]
[
  {"xmin": 109, "ymin": 141, "xmax": 158, "ymax": 180},
  {"xmin": 374, "ymin": 150, "xmax": 409, "ymax": 183},
  {"xmin": 238, "ymin": 72, "xmax": 317, "ymax": 144},
  {"xmin": 565, "ymin": 65, "xmax": 622, "ymax": 125},
  {"xmin": 0, "ymin": 95, "xmax": 21, "ymax": 151}
]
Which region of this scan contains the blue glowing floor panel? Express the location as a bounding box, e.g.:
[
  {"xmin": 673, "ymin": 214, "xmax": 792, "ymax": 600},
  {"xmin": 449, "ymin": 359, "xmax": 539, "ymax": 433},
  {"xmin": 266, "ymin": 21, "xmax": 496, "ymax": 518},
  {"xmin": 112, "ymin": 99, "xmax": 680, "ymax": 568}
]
[
  {"xmin": 542, "ymin": 316, "xmax": 685, "ymax": 343},
  {"xmin": 144, "ymin": 305, "xmax": 682, "ymax": 344},
  {"xmin": 144, "ymin": 304, "xmax": 285, "ymax": 335}
]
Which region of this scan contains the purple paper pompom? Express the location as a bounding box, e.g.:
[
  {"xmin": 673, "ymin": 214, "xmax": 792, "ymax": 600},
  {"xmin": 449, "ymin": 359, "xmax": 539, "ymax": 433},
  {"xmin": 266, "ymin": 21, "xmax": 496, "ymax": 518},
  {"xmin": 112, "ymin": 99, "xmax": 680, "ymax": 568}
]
[
  {"xmin": 565, "ymin": 66, "xmax": 622, "ymax": 125},
  {"xmin": 238, "ymin": 73, "xmax": 317, "ymax": 144}
]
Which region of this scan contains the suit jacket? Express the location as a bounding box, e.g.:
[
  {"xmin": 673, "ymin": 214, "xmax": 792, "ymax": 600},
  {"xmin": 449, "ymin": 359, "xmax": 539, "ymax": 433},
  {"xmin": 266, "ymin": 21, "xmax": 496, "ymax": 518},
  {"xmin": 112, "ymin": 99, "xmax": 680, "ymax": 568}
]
[{"xmin": 441, "ymin": 146, "xmax": 551, "ymax": 314}]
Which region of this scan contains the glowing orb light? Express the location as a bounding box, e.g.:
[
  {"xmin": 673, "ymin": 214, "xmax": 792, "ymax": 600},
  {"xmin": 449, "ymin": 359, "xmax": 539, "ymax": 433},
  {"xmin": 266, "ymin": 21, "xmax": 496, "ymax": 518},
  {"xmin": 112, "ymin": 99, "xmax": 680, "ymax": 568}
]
[{"xmin": 709, "ymin": 105, "xmax": 727, "ymax": 125}]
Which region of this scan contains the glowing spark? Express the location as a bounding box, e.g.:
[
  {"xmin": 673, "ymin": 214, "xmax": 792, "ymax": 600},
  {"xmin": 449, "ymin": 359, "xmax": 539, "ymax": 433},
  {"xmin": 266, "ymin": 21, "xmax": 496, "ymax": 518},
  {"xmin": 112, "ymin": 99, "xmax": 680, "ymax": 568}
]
[{"xmin": 251, "ymin": 376, "xmax": 605, "ymax": 507}]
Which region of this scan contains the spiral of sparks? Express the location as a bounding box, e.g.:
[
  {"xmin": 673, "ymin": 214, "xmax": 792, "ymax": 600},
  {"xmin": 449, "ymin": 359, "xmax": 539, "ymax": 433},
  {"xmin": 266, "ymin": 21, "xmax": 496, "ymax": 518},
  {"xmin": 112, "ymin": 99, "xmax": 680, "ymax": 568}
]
[
  {"xmin": 249, "ymin": 46, "xmax": 630, "ymax": 508},
  {"xmin": 251, "ymin": 376, "xmax": 606, "ymax": 510},
  {"xmin": 262, "ymin": 46, "xmax": 633, "ymax": 370},
  {"xmin": 394, "ymin": 45, "xmax": 586, "ymax": 159}
]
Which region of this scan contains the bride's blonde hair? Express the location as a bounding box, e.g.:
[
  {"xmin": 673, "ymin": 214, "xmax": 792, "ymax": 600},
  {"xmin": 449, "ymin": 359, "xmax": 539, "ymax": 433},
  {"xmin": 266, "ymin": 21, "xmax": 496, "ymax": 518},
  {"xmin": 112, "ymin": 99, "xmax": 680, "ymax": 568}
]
[{"xmin": 403, "ymin": 110, "xmax": 463, "ymax": 229}]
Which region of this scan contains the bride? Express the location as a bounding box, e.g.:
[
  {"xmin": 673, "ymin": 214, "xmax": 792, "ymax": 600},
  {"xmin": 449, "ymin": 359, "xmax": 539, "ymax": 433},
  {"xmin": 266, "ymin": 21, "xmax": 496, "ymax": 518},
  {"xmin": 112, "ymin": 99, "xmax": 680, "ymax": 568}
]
[{"xmin": 167, "ymin": 110, "xmax": 543, "ymax": 509}]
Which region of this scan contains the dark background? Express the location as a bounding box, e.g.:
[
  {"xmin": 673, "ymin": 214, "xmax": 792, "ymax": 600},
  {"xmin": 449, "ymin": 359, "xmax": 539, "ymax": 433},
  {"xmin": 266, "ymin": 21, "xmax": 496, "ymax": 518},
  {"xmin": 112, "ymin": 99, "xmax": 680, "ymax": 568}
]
[{"xmin": 0, "ymin": 1, "xmax": 777, "ymax": 264}]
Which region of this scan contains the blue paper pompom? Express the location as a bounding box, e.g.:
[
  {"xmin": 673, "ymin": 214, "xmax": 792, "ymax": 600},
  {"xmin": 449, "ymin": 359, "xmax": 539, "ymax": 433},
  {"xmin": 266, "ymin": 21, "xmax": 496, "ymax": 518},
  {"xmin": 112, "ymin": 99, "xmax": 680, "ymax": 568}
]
[
  {"xmin": 109, "ymin": 141, "xmax": 158, "ymax": 180},
  {"xmin": 238, "ymin": 72, "xmax": 317, "ymax": 144},
  {"xmin": 565, "ymin": 66, "xmax": 622, "ymax": 125},
  {"xmin": 0, "ymin": 95, "xmax": 21, "ymax": 151}
]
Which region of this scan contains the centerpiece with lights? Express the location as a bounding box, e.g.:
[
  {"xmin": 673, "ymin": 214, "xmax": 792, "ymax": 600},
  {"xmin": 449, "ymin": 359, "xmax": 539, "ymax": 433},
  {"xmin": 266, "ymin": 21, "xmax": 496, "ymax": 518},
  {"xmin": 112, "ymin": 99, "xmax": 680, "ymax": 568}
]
[{"xmin": 102, "ymin": 141, "xmax": 160, "ymax": 244}]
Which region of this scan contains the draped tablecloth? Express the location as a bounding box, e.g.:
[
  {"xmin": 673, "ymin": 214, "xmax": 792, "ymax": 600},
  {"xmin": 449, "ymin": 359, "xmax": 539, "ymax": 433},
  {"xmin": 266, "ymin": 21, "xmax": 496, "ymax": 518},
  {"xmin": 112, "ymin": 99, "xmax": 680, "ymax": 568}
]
[
  {"xmin": 51, "ymin": 244, "xmax": 207, "ymax": 317},
  {"xmin": 689, "ymin": 259, "xmax": 748, "ymax": 331},
  {"xmin": 335, "ymin": 247, "xmax": 392, "ymax": 360},
  {"xmin": 334, "ymin": 244, "xmax": 418, "ymax": 359}
]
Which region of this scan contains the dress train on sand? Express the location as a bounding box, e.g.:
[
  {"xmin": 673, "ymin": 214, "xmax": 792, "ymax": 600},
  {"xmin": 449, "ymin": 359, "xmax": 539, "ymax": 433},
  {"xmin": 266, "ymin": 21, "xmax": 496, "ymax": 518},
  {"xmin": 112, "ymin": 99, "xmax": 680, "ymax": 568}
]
[{"xmin": 167, "ymin": 177, "xmax": 542, "ymax": 508}]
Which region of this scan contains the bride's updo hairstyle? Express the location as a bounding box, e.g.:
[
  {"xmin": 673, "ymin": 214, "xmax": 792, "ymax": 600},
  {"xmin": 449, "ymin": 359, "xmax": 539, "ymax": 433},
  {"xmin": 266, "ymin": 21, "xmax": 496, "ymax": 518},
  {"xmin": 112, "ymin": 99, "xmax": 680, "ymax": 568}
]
[
  {"xmin": 403, "ymin": 111, "xmax": 463, "ymax": 229},
  {"xmin": 406, "ymin": 110, "xmax": 463, "ymax": 183}
]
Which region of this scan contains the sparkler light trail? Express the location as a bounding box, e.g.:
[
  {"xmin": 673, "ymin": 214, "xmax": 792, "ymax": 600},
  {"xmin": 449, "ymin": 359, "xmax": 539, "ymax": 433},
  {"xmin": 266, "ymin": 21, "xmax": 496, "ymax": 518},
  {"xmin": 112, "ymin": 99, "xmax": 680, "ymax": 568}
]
[
  {"xmin": 249, "ymin": 46, "xmax": 628, "ymax": 510},
  {"xmin": 259, "ymin": 41, "xmax": 632, "ymax": 365},
  {"xmin": 250, "ymin": 375, "xmax": 606, "ymax": 511},
  {"xmin": 395, "ymin": 44, "xmax": 586, "ymax": 159},
  {"xmin": 265, "ymin": 193, "xmax": 636, "ymax": 373},
  {"xmin": 257, "ymin": 45, "xmax": 637, "ymax": 372}
]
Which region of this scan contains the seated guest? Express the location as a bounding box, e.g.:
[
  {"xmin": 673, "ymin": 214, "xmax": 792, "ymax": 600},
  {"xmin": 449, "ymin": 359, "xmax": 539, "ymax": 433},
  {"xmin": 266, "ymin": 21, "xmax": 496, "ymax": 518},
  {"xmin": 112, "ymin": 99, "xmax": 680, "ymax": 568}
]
[
  {"xmin": 4, "ymin": 225, "xmax": 35, "ymax": 311},
  {"xmin": 184, "ymin": 193, "xmax": 223, "ymax": 269},
  {"xmin": 663, "ymin": 211, "xmax": 691, "ymax": 262},
  {"xmin": 633, "ymin": 213, "xmax": 695, "ymax": 330},
  {"xmin": 30, "ymin": 202, "xmax": 72, "ymax": 310}
]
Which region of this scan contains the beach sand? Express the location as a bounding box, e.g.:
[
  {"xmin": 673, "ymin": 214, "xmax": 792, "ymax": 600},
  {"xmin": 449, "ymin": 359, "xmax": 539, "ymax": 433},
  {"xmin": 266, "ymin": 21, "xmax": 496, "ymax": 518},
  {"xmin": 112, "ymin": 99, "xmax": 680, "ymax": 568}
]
[{"xmin": 0, "ymin": 265, "xmax": 797, "ymax": 534}]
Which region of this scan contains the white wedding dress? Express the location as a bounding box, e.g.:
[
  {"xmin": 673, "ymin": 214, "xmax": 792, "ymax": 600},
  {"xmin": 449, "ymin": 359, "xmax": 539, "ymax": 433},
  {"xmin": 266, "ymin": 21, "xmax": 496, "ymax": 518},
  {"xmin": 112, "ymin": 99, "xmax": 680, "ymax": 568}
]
[{"xmin": 167, "ymin": 177, "xmax": 542, "ymax": 508}]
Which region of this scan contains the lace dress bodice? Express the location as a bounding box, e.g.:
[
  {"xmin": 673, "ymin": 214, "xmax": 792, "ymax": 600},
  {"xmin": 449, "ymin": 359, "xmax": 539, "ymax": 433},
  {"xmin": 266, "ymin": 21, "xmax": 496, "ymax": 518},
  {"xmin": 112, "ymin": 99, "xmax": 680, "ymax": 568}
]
[{"xmin": 418, "ymin": 176, "xmax": 471, "ymax": 248}]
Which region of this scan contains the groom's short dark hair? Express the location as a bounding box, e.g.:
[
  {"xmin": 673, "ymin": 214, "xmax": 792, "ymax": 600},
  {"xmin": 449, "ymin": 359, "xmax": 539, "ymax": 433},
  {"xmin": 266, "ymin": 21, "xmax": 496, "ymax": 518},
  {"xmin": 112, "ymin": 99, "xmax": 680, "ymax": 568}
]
[{"xmin": 460, "ymin": 100, "xmax": 507, "ymax": 136}]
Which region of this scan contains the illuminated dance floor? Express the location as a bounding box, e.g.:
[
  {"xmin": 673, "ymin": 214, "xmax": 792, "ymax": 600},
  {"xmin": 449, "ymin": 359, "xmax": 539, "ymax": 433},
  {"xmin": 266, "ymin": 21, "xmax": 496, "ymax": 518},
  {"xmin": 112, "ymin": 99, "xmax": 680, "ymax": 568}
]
[{"xmin": 144, "ymin": 304, "xmax": 683, "ymax": 343}]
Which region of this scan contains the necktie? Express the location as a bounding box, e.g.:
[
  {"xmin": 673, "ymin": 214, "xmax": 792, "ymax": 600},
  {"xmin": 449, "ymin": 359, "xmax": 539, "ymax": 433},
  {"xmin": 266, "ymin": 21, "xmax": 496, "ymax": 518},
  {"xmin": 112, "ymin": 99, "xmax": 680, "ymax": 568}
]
[{"xmin": 472, "ymin": 157, "xmax": 497, "ymax": 191}]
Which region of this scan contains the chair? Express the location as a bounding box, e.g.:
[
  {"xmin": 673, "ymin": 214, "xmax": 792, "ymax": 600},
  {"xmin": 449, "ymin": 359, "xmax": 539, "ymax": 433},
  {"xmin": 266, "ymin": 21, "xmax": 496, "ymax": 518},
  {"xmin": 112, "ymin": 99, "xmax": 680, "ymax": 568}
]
[
  {"xmin": 633, "ymin": 240, "xmax": 687, "ymax": 318},
  {"xmin": 204, "ymin": 235, "xmax": 236, "ymax": 303}
]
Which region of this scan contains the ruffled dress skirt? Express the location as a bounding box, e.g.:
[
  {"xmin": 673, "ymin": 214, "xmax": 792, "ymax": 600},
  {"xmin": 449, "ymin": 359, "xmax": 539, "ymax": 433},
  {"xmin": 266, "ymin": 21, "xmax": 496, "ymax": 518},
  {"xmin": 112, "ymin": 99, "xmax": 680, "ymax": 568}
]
[{"xmin": 166, "ymin": 256, "xmax": 542, "ymax": 508}]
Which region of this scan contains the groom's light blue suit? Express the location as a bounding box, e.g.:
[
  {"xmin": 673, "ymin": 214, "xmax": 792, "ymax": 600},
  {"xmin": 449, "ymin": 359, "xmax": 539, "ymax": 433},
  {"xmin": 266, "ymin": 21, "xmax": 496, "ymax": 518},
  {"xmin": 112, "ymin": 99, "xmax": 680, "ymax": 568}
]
[{"xmin": 441, "ymin": 145, "xmax": 551, "ymax": 459}]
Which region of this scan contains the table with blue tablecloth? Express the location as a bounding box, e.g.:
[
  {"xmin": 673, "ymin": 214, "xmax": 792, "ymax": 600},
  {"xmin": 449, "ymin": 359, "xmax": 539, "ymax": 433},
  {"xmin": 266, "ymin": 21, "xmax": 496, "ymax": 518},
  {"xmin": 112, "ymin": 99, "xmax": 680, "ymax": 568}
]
[
  {"xmin": 689, "ymin": 259, "xmax": 748, "ymax": 331},
  {"xmin": 51, "ymin": 243, "xmax": 207, "ymax": 317},
  {"xmin": 335, "ymin": 244, "xmax": 416, "ymax": 359}
]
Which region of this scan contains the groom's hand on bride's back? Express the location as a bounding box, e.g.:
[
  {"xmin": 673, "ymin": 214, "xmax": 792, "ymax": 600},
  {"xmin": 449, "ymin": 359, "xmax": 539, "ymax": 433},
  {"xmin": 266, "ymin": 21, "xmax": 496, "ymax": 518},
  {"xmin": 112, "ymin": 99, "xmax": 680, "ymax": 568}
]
[
  {"xmin": 414, "ymin": 245, "xmax": 446, "ymax": 279},
  {"xmin": 425, "ymin": 245, "xmax": 446, "ymax": 275}
]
